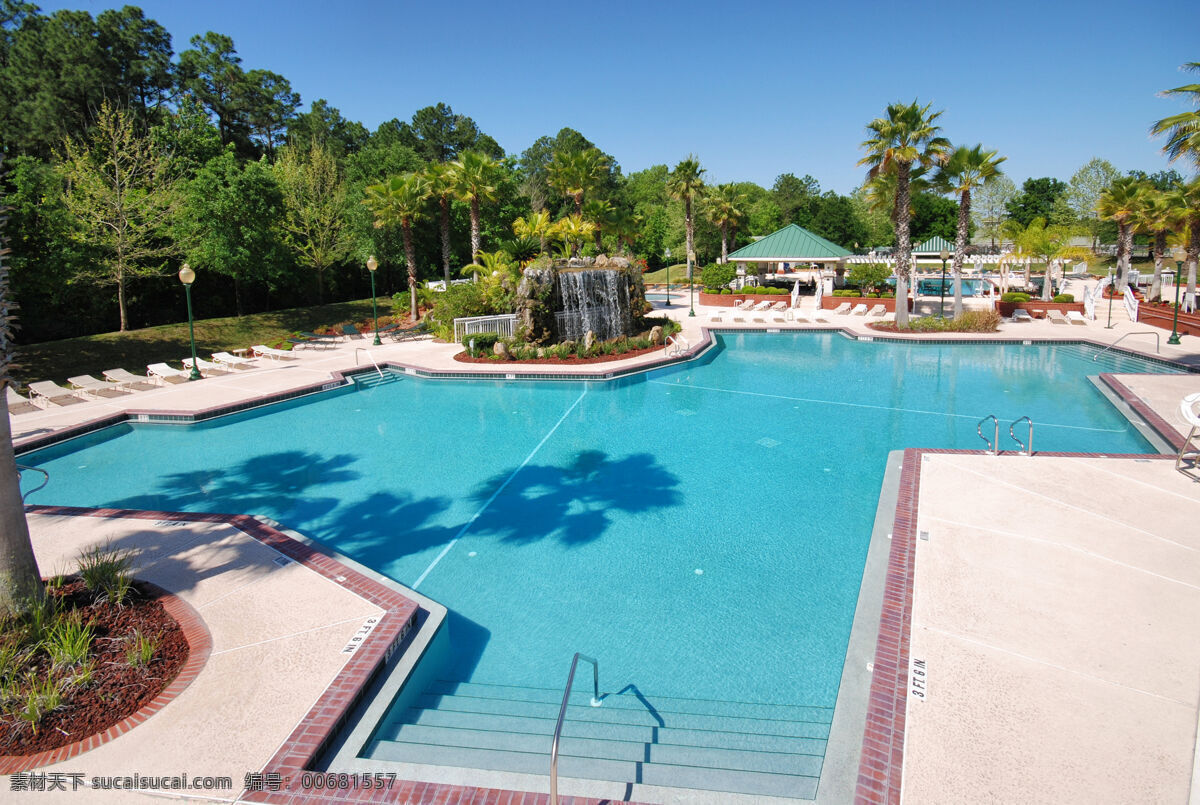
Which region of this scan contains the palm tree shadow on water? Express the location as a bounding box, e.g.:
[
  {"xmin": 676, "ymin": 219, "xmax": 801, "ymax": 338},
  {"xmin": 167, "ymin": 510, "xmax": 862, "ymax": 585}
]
[{"xmin": 106, "ymin": 447, "xmax": 682, "ymax": 685}]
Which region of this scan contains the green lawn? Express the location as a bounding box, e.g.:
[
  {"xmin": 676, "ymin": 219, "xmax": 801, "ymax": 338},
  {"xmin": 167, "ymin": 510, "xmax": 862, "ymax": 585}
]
[
  {"xmin": 12, "ymin": 298, "xmax": 404, "ymax": 388},
  {"xmin": 642, "ymin": 264, "xmax": 692, "ymax": 285}
]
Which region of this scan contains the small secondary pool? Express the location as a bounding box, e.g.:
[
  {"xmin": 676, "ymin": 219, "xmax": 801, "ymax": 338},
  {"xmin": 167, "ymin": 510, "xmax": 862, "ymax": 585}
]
[{"xmin": 17, "ymin": 335, "xmax": 1182, "ymax": 796}]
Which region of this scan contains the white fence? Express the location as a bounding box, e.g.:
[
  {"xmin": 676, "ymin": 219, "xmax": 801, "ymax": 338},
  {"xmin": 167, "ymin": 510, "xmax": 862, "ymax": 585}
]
[
  {"xmin": 453, "ymin": 314, "xmax": 518, "ymax": 343},
  {"xmin": 1123, "ymin": 285, "xmax": 1139, "ymax": 322}
]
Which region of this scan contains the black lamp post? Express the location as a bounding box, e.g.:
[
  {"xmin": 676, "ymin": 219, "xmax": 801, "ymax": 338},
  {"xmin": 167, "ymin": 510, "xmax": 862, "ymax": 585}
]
[
  {"xmin": 1105, "ymin": 268, "xmax": 1115, "ymax": 329},
  {"xmin": 664, "ymin": 246, "xmax": 671, "ymax": 305},
  {"xmin": 938, "ymin": 248, "xmax": 949, "ymax": 318},
  {"xmin": 687, "ymin": 249, "xmax": 696, "ymax": 317},
  {"xmin": 1169, "ymin": 246, "xmax": 1184, "ymax": 346},
  {"xmin": 179, "ymin": 263, "xmax": 201, "ymax": 381},
  {"xmin": 367, "ymin": 255, "xmax": 382, "ymax": 345}
]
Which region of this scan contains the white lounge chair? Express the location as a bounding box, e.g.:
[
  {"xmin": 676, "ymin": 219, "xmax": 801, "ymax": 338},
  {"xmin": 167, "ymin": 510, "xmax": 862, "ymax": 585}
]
[
  {"xmin": 103, "ymin": 368, "xmax": 158, "ymax": 391},
  {"xmin": 750, "ymin": 300, "xmax": 773, "ymax": 321},
  {"xmin": 182, "ymin": 357, "xmax": 228, "ymax": 377},
  {"xmin": 1011, "ymin": 309, "xmax": 1034, "ymax": 323},
  {"xmin": 868, "ymin": 305, "xmax": 887, "ymax": 317},
  {"xmin": 27, "ymin": 380, "xmax": 88, "ymax": 407},
  {"xmin": 831, "ymin": 302, "xmax": 852, "ymax": 315},
  {"xmin": 251, "ymin": 344, "xmax": 295, "ymax": 361},
  {"xmin": 68, "ymin": 375, "xmax": 130, "ymax": 399},
  {"xmin": 7, "ymin": 387, "xmax": 41, "ymax": 415},
  {"xmin": 1046, "ymin": 310, "xmax": 1069, "ymax": 325},
  {"xmin": 850, "ymin": 304, "xmax": 869, "ymax": 316},
  {"xmin": 1065, "ymin": 311, "xmax": 1088, "ymax": 326},
  {"xmin": 147, "ymin": 363, "xmax": 191, "ymax": 384},
  {"xmin": 212, "ymin": 351, "xmax": 255, "ymax": 369}
]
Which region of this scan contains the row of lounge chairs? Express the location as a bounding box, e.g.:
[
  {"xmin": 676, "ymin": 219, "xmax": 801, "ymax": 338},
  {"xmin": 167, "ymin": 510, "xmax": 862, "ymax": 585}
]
[
  {"xmin": 828, "ymin": 302, "xmax": 890, "ymax": 318},
  {"xmin": 1009, "ymin": 310, "xmax": 1088, "ymax": 325}
]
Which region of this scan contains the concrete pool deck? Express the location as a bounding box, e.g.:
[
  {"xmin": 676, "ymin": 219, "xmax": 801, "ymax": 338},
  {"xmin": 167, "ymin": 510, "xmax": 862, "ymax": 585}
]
[{"xmin": 5, "ymin": 296, "xmax": 1200, "ymax": 804}]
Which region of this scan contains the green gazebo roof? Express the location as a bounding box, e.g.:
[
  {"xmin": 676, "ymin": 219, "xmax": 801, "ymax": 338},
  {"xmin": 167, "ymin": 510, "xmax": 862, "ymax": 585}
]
[
  {"xmin": 914, "ymin": 235, "xmax": 956, "ymax": 254},
  {"xmin": 727, "ymin": 224, "xmax": 852, "ymax": 261}
]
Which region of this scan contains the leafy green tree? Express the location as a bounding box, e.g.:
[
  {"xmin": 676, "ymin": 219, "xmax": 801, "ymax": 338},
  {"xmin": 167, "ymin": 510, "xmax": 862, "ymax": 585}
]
[
  {"xmin": 550, "ymin": 213, "xmax": 594, "ymax": 258},
  {"xmin": 275, "ymin": 142, "xmax": 353, "ymax": 302},
  {"xmin": 362, "ymin": 173, "xmax": 431, "ymax": 318},
  {"xmin": 1125, "ymin": 168, "xmax": 1184, "ymax": 191},
  {"xmin": 859, "ymin": 100, "xmax": 949, "ymax": 326},
  {"xmin": 408, "ymin": 102, "xmax": 502, "ymax": 163},
  {"xmin": 450, "ymin": 150, "xmax": 502, "ymax": 262},
  {"xmin": 1133, "ymin": 188, "xmax": 1188, "ymax": 301},
  {"xmin": 178, "ymin": 32, "xmax": 253, "ymax": 153},
  {"xmin": 1065, "ymin": 158, "xmax": 1120, "ymax": 248},
  {"xmin": 59, "ymin": 100, "xmax": 181, "ymax": 331},
  {"xmin": 0, "ymin": 151, "xmax": 43, "ymax": 618},
  {"xmin": 1005, "ymin": 177, "xmax": 1067, "ymax": 228},
  {"xmin": 95, "ymin": 5, "xmax": 173, "ymax": 117},
  {"xmin": 149, "ymin": 95, "xmax": 225, "ymax": 179},
  {"xmin": 513, "ymin": 210, "xmax": 553, "ymax": 256},
  {"xmin": 424, "ymin": 161, "xmax": 457, "ymax": 284},
  {"xmin": 934, "ymin": 144, "xmax": 1006, "ymax": 316},
  {"xmin": 808, "ymin": 193, "xmax": 868, "ymax": 251},
  {"xmin": 1178, "ymin": 177, "xmax": 1200, "ymax": 298},
  {"xmin": 241, "ymin": 69, "xmax": 300, "ymax": 159},
  {"xmin": 667, "ymin": 156, "xmax": 706, "ymax": 284},
  {"xmin": 847, "ymin": 261, "xmax": 892, "ymax": 293},
  {"xmin": 287, "ymin": 98, "xmax": 369, "ymax": 157},
  {"xmin": 771, "ymin": 173, "xmax": 821, "ymax": 227},
  {"xmin": 177, "ymin": 151, "xmax": 285, "ymax": 316},
  {"xmin": 703, "ymin": 184, "xmax": 747, "ymax": 263},
  {"xmin": 848, "ymin": 187, "xmax": 892, "ymax": 247},
  {"xmin": 582, "ymin": 198, "xmax": 613, "ymax": 252},
  {"xmin": 970, "ymin": 174, "xmax": 1015, "ymax": 250},
  {"xmin": 1097, "ymin": 176, "xmax": 1149, "ymax": 291},
  {"xmin": 547, "ymin": 147, "xmax": 609, "ymax": 216},
  {"xmin": 1151, "ymin": 62, "xmax": 1200, "ymax": 170},
  {"xmin": 518, "ymin": 129, "xmax": 619, "ymax": 216},
  {"xmin": 1003, "ymin": 217, "xmax": 1092, "ymax": 300}
]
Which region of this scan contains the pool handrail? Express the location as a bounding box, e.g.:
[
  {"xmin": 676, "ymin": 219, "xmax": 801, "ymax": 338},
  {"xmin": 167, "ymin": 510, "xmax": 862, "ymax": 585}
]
[
  {"xmin": 1093, "ymin": 331, "xmax": 1160, "ymax": 360},
  {"xmin": 977, "ymin": 414, "xmax": 999, "ymax": 455},
  {"xmin": 1010, "ymin": 416, "xmax": 1034, "ymax": 456},
  {"xmin": 550, "ymin": 652, "xmax": 602, "ymax": 805}
]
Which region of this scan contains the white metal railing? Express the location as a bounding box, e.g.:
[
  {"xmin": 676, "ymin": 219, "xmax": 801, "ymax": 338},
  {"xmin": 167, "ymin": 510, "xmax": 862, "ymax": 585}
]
[
  {"xmin": 453, "ymin": 314, "xmax": 518, "ymax": 343},
  {"xmin": 549, "ymin": 653, "xmax": 602, "ymax": 805},
  {"xmin": 1085, "ymin": 276, "xmax": 1110, "ymax": 321},
  {"xmin": 1123, "ymin": 285, "xmax": 1138, "ymax": 322}
]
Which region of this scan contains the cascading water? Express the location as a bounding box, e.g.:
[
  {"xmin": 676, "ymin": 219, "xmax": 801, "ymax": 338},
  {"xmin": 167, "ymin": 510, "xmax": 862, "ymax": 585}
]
[{"xmin": 555, "ymin": 269, "xmax": 633, "ymax": 341}]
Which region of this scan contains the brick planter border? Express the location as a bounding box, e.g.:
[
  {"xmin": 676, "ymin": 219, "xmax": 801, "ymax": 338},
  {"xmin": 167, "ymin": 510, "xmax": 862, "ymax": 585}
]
[{"xmin": 0, "ymin": 580, "xmax": 212, "ymax": 773}]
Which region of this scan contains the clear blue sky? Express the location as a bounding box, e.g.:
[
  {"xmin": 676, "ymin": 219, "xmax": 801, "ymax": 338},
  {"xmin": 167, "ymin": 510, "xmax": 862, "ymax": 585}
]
[{"xmin": 43, "ymin": 0, "xmax": 1200, "ymax": 193}]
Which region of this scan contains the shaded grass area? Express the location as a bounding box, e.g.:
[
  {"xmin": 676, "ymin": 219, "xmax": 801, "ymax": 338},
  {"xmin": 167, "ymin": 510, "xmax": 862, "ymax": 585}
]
[
  {"xmin": 13, "ymin": 299, "xmax": 402, "ymax": 387},
  {"xmin": 641, "ymin": 264, "xmax": 691, "ymax": 285}
]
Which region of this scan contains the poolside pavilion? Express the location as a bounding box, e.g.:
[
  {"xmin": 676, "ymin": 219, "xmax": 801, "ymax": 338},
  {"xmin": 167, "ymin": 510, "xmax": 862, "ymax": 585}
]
[{"xmin": 726, "ymin": 223, "xmax": 852, "ymax": 287}]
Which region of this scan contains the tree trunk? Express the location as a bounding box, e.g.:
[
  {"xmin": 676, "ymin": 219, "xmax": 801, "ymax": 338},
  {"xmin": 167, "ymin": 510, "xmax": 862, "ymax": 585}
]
[
  {"xmin": 1149, "ymin": 231, "xmax": 1166, "ymax": 302},
  {"xmin": 470, "ymin": 198, "xmax": 481, "ymax": 262},
  {"xmin": 721, "ymin": 223, "xmax": 729, "ymax": 265},
  {"xmin": 893, "ymin": 162, "xmax": 913, "ymax": 327},
  {"xmin": 1116, "ymin": 220, "xmax": 1133, "ymax": 292},
  {"xmin": 117, "ymin": 269, "xmax": 128, "ymax": 332},
  {"xmin": 440, "ymin": 197, "xmax": 451, "ymax": 286},
  {"xmin": 403, "ymin": 220, "xmax": 417, "ymax": 320},
  {"xmin": 1188, "ymin": 213, "xmax": 1200, "ymax": 298},
  {"xmin": 1041, "ymin": 260, "xmax": 1055, "ymax": 301},
  {"xmin": 574, "ymin": 193, "xmax": 583, "ymax": 217},
  {"xmin": 234, "ymin": 276, "xmax": 244, "ymax": 317},
  {"xmin": 952, "ymin": 189, "xmax": 970, "ymax": 318},
  {"xmin": 594, "ymin": 228, "xmax": 603, "ymax": 253},
  {"xmin": 0, "ymin": 391, "xmax": 43, "ymax": 617},
  {"xmin": 685, "ymin": 197, "xmax": 694, "ymax": 269}
]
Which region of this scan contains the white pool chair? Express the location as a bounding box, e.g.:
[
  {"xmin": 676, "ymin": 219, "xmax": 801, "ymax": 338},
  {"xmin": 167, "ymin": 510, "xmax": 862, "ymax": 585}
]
[
  {"xmin": 182, "ymin": 357, "xmax": 229, "ymax": 377},
  {"xmin": 68, "ymin": 375, "xmax": 130, "ymax": 399},
  {"xmin": 251, "ymin": 344, "xmax": 295, "ymax": 361},
  {"xmin": 850, "ymin": 303, "xmax": 869, "ymax": 316},
  {"xmin": 1066, "ymin": 311, "xmax": 1088, "ymax": 325},
  {"xmin": 147, "ymin": 363, "xmax": 191, "ymax": 384},
  {"xmin": 102, "ymin": 368, "xmax": 158, "ymax": 391},
  {"xmin": 868, "ymin": 305, "xmax": 887, "ymax": 317},
  {"xmin": 1047, "ymin": 310, "xmax": 1070, "ymax": 325},
  {"xmin": 1011, "ymin": 309, "xmax": 1034, "ymax": 323},
  {"xmin": 831, "ymin": 302, "xmax": 851, "ymax": 315},
  {"xmin": 212, "ymin": 351, "xmax": 255, "ymax": 369},
  {"xmin": 27, "ymin": 380, "xmax": 88, "ymax": 407},
  {"xmin": 7, "ymin": 387, "xmax": 41, "ymax": 415}
]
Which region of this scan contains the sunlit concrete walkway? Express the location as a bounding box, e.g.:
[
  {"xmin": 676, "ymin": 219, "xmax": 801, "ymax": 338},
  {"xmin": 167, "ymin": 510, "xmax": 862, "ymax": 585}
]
[{"xmin": 901, "ymin": 453, "xmax": 1200, "ymax": 804}]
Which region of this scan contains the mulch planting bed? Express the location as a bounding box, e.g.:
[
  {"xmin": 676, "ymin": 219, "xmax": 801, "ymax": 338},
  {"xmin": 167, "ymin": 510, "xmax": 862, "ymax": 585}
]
[
  {"xmin": 453, "ymin": 344, "xmax": 666, "ymax": 365},
  {"xmin": 0, "ymin": 578, "xmax": 188, "ymax": 757}
]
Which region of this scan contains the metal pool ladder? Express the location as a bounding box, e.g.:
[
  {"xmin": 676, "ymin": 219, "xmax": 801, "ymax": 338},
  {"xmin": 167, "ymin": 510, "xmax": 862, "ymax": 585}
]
[
  {"xmin": 16, "ymin": 464, "xmax": 49, "ymax": 502},
  {"xmin": 977, "ymin": 415, "xmax": 1000, "ymax": 455},
  {"xmin": 354, "ymin": 347, "xmax": 385, "ymax": 378},
  {"xmin": 1010, "ymin": 416, "xmax": 1034, "ymax": 456},
  {"xmin": 550, "ymin": 653, "xmax": 602, "ymax": 805},
  {"xmin": 1093, "ymin": 331, "xmax": 1160, "ymax": 359}
]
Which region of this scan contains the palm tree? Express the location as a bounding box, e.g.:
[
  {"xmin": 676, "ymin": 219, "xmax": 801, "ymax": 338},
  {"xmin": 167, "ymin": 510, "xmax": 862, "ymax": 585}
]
[
  {"xmin": 933, "ymin": 144, "xmax": 1006, "ymax": 317},
  {"xmin": 362, "ymin": 172, "xmax": 431, "ymax": 319},
  {"xmin": 667, "ymin": 156, "xmax": 706, "ymax": 287},
  {"xmin": 1097, "ymin": 177, "xmax": 1149, "ymax": 292},
  {"xmin": 424, "ymin": 162, "xmax": 456, "ymax": 286},
  {"xmin": 1133, "ymin": 188, "xmax": 1188, "ymax": 302},
  {"xmin": 1004, "ymin": 218, "xmax": 1092, "ymax": 301},
  {"xmin": 546, "ymin": 147, "xmax": 608, "ymax": 216},
  {"xmin": 859, "ymin": 101, "xmax": 951, "ymax": 326},
  {"xmin": 0, "ymin": 154, "xmax": 44, "ymax": 617},
  {"xmin": 1150, "ymin": 62, "xmax": 1200, "ymax": 170},
  {"xmin": 607, "ymin": 208, "xmax": 642, "ymax": 255},
  {"xmin": 1181, "ymin": 177, "xmax": 1200, "ymax": 300},
  {"xmin": 449, "ymin": 151, "xmax": 501, "ymax": 262},
  {"xmin": 582, "ymin": 198, "xmax": 613, "ymax": 253},
  {"xmin": 550, "ymin": 214, "xmax": 595, "ymax": 258},
  {"xmin": 704, "ymin": 184, "xmax": 748, "ymax": 264},
  {"xmin": 513, "ymin": 210, "xmax": 553, "ymax": 256}
]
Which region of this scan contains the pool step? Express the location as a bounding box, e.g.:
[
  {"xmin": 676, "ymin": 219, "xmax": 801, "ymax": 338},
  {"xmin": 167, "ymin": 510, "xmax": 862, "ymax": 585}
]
[
  {"xmin": 367, "ymin": 680, "xmax": 834, "ymax": 800},
  {"xmin": 351, "ymin": 369, "xmax": 400, "ymax": 389}
]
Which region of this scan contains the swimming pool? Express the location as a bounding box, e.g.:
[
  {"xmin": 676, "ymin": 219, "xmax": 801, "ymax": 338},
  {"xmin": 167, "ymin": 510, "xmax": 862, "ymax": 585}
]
[{"xmin": 17, "ymin": 334, "xmax": 1181, "ymax": 797}]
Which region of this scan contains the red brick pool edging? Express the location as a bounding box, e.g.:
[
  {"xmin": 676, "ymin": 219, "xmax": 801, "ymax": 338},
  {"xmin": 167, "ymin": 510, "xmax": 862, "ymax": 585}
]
[{"xmin": 0, "ymin": 579, "xmax": 212, "ymax": 774}]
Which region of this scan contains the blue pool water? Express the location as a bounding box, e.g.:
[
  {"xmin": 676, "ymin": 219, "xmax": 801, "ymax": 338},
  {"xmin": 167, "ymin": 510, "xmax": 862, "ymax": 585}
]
[{"xmin": 18, "ymin": 335, "xmax": 1180, "ymax": 711}]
